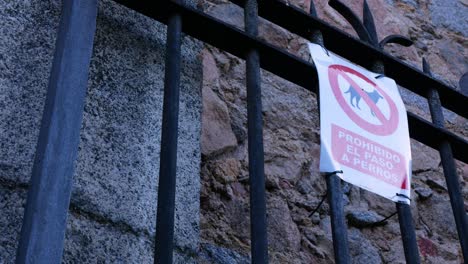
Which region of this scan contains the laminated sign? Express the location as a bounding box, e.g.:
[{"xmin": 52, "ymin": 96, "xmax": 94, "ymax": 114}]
[{"xmin": 308, "ymin": 43, "xmax": 412, "ymax": 204}]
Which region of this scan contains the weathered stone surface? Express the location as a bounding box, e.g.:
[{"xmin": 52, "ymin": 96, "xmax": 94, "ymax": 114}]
[
  {"xmin": 426, "ymin": 178, "xmax": 448, "ymax": 192},
  {"xmin": 430, "ymin": 0, "xmax": 468, "ymax": 36},
  {"xmin": 198, "ymin": 243, "xmax": 250, "ymax": 264},
  {"xmin": 416, "ymin": 235, "xmax": 461, "ymax": 263},
  {"xmin": 267, "ymin": 197, "xmax": 302, "ymax": 251},
  {"xmin": 0, "ymin": 0, "xmax": 202, "ymax": 262},
  {"xmin": 386, "ymin": 0, "xmax": 418, "ymax": 7},
  {"xmin": 211, "ymin": 158, "xmax": 241, "ymax": 184},
  {"xmin": 411, "ymin": 140, "xmax": 441, "ymax": 172},
  {"xmin": 460, "ymin": 72, "xmax": 468, "ymax": 96},
  {"xmin": 360, "ymin": 190, "xmax": 396, "ymax": 217},
  {"xmin": 198, "ymin": 0, "xmax": 467, "ymax": 263},
  {"xmin": 0, "ymin": 0, "xmax": 60, "ymax": 185},
  {"xmin": 349, "ymin": 229, "xmax": 383, "ymax": 264},
  {"xmin": 206, "ymin": 3, "xmax": 244, "ymax": 30},
  {"xmin": 2, "ymin": 0, "xmax": 466, "ymax": 263},
  {"xmin": 0, "ymin": 185, "xmax": 195, "ymax": 264},
  {"xmin": 72, "ymin": 0, "xmax": 202, "ymax": 254},
  {"xmin": 0, "ymin": 1, "xmax": 60, "ymax": 261},
  {"xmin": 201, "ymin": 84, "xmax": 237, "ymax": 157},
  {"xmin": 63, "ymin": 212, "xmax": 154, "ymax": 264},
  {"xmin": 202, "ymin": 49, "xmax": 221, "ymax": 89},
  {"xmin": 418, "ymin": 237, "xmax": 439, "ymax": 259},
  {"xmin": 379, "ymin": 235, "xmax": 406, "ymax": 264},
  {"xmin": 418, "ymin": 194, "xmax": 459, "ymax": 239},
  {"xmin": 0, "ymin": 186, "xmax": 26, "ymax": 263},
  {"xmin": 347, "ymin": 210, "xmax": 385, "ymax": 228},
  {"xmin": 415, "ymin": 186, "xmax": 433, "ymax": 200}
]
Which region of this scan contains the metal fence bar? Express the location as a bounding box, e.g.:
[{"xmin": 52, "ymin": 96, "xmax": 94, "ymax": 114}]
[
  {"xmin": 154, "ymin": 6, "xmax": 183, "ymax": 264},
  {"xmin": 362, "ymin": 0, "xmax": 421, "ymax": 259},
  {"xmin": 396, "ymin": 203, "xmax": 421, "ymax": 263},
  {"xmin": 245, "ymin": 0, "xmax": 268, "ymax": 263},
  {"xmin": 423, "ymin": 59, "xmax": 468, "ymax": 259},
  {"xmin": 16, "ymin": 1, "xmax": 98, "ymax": 263},
  {"xmin": 406, "ymin": 113, "xmax": 467, "ymax": 163},
  {"xmin": 372, "ymin": 60, "xmax": 421, "ymax": 264},
  {"xmin": 308, "ymin": 3, "xmax": 350, "ymax": 263},
  {"xmin": 326, "ymin": 175, "xmax": 350, "ymax": 264}
]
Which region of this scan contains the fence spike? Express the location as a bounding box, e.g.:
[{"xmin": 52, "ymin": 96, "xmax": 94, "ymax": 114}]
[
  {"xmin": 310, "ymin": 0, "xmax": 318, "ymax": 17},
  {"xmin": 363, "ymin": 0, "xmax": 378, "ymax": 45},
  {"xmin": 460, "ymin": 72, "xmax": 468, "ymax": 96},
  {"xmin": 328, "ymin": 0, "xmax": 372, "ymax": 43},
  {"xmin": 330, "ymin": 0, "xmax": 413, "ymax": 50},
  {"xmin": 379, "ymin": 35, "xmax": 413, "ymax": 48},
  {"xmin": 422, "ymin": 57, "xmax": 431, "ymax": 75}
]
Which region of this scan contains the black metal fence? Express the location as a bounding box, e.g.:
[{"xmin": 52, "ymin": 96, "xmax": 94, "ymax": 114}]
[{"xmin": 14, "ymin": 0, "xmax": 468, "ymax": 263}]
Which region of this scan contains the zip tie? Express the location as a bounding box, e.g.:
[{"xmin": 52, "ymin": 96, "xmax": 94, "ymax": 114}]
[
  {"xmin": 396, "ymin": 193, "xmax": 411, "ymax": 201},
  {"xmin": 375, "ymin": 74, "xmax": 385, "ymax": 79},
  {"xmin": 324, "ymin": 170, "xmax": 343, "ymax": 177},
  {"xmin": 309, "ymin": 194, "xmax": 327, "ymax": 217},
  {"xmin": 321, "ymin": 45, "xmax": 330, "ymax": 56},
  {"xmin": 373, "ymin": 211, "xmax": 397, "ymax": 226},
  {"xmin": 308, "ymin": 42, "xmax": 330, "ymax": 57}
]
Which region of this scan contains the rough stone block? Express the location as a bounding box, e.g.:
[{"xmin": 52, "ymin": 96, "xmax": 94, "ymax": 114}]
[
  {"xmin": 0, "ymin": 186, "xmax": 26, "ymax": 263},
  {"xmin": 0, "ymin": 0, "xmax": 202, "ymax": 262}
]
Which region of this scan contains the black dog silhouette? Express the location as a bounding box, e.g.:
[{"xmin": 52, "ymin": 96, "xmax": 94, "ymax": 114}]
[{"xmin": 344, "ymin": 85, "xmax": 383, "ymax": 116}]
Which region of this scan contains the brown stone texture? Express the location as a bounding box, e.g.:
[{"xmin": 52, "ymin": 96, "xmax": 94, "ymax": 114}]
[{"xmin": 198, "ymin": 0, "xmax": 467, "ymax": 263}]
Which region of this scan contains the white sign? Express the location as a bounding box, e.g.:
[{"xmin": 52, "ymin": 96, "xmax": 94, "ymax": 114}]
[{"xmin": 308, "ymin": 43, "xmax": 412, "ymax": 204}]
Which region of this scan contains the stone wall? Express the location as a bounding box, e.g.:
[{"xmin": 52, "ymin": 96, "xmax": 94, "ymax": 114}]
[
  {"xmin": 0, "ymin": 0, "xmax": 467, "ymax": 263},
  {"xmin": 198, "ymin": 0, "xmax": 467, "ymax": 263},
  {"xmin": 1, "ymin": 0, "xmax": 202, "ymax": 263}
]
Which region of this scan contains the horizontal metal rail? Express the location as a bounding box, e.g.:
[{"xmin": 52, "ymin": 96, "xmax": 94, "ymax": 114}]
[
  {"xmin": 407, "ymin": 113, "xmax": 467, "ymax": 162},
  {"xmin": 112, "ymin": 0, "xmax": 468, "ymax": 165},
  {"xmin": 229, "ymin": 0, "xmax": 468, "ymax": 120}
]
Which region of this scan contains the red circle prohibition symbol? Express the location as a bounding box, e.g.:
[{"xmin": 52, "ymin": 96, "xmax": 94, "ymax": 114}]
[{"xmin": 328, "ymin": 64, "xmax": 399, "ymax": 136}]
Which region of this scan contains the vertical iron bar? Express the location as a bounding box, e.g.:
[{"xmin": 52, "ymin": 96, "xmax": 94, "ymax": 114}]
[
  {"xmin": 424, "ymin": 60, "xmax": 468, "ymax": 259},
  {"xmin": 154, "ymin": 10, "xmax": 182, "ymax": 264},
  {"xmin": 326, "ymin": 174, "xmax": 350, "ymax": 264},
  {"xmin": 245, "ymin": 0, "xmax": 268, "ymax": 263},
  {"xmin": 396, "ymin": 202, "xmax": 420, "ymax": 262},
  {"xmin": 308, "ymin": 3, "xmax": 350, "ymax": 263},
  {"xmin": 310, "ymin": 25, "xmax": 351, "ymax": 264},
  {"xmin": 372, "ymin": 61, "xmax": 421, "ymax": 264},
  {"xmin": 16, "ymin": 1, "xmax": 98, "ymax": 263}
]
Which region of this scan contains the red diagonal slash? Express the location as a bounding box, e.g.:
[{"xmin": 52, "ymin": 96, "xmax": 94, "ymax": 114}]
[{"xmin": 328, "ymin": 64, "xmax": 399, "ymax": 136}]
